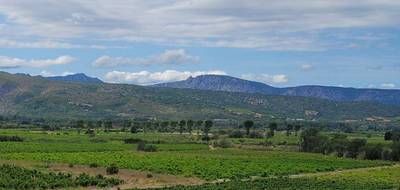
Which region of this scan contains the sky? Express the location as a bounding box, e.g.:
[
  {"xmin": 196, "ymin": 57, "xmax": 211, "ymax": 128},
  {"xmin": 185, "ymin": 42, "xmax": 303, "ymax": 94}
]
[{"xmin": 0, "ymin": 0, "xmax": 399, "ymax": 88}]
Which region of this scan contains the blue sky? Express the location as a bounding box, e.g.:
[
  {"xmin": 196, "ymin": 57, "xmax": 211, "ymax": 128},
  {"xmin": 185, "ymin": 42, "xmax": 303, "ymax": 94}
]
[{"xmin": 0, "ymin": 1, "xmax": 399, "ymax": 89}]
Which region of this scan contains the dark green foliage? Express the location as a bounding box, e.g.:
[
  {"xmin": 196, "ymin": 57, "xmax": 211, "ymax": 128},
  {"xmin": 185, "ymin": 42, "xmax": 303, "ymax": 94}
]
[
  {"xmin": 137, "ymin": 141, "xmax": 158, "ymax": 152},
  {"xmin": 89, "ymin": 163, "xmax": 99, "ymax": 168},
  {"xmin": 300, "ymin": 128, "xmax": 329, "ymax": 153},
  {"xmin": 243, "ymin": 120, "xmax": 254, "ymax": 136},
  {"xmin": 0, "ymin": 135, "xmax": 23, "ymax": 142},
  {"xmin": 229, "ymin": 131, "xmax": 245, "ymax": 138},
  {"xmin": 391, "ymin": 141, "xmax": 400, "ymax": 161},
  {"xmin": 249, "ymin": 131, "xmax": 264, "ymax": 139},
  {"xmin": 179, "ymin": 120, "xmax": 186, "ymax": 134},
  {"xmin": 213, "ymin": 139, "xmax": 233, "ymax": 148},
  {"xmin": 106, "ymin": 164, "xmax": 119, "ymax": 175},
  {"xmin": 329, "ymin": 133, "xmax": 349, "ymax": 157},
  {"xmin": 203, "ymin": 120, "xmax": 213, "ymax": 141},
  {"xmin": 0, "ymin": 164, "xmax": 122, "ymax": 189},
  {"xmin": 364, "ymin": 144, "xmax": 384, "ymax": 160},
  {"xmin": 124, "ymin": 138, "xmax": 145, "ymax": 144},
  {"xmin": 346, "ymin": 138, "xmax": 367, "ymax": 158}
]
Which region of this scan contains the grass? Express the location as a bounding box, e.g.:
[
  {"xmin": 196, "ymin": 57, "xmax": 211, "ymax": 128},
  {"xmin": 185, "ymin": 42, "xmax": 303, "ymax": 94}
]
[
  {"xmin": 142, "ymin": 166, "xmax": 400, "ymax": 190},
  {"xmin": 0, "ymin": 148, "xmax": 390, "ymax": 180}
]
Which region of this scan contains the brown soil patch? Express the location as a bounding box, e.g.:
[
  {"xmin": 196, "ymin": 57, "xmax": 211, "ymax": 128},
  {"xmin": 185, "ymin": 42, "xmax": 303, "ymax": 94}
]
[
  {"xmin": 50, "ymin": 164, "xmax": 204, "ymax": 189},
  {"xmin": 0, "ymin": 159, "xmax": 204, "ymax": 190}
]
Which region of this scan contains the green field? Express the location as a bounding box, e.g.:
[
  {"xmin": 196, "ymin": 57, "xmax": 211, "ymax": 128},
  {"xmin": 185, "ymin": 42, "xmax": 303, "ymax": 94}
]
[
  {"xmin": 0, "ymin": 129, "xmax": 397, "ymax": 189},
  {"xmin": 147, "ymin": 166, "xmax": 400, "ymax": 190}
]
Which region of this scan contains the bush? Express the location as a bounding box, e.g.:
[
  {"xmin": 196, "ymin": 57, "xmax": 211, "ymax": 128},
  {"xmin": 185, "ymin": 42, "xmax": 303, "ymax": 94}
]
[
  {"xmin": 364, "ymin": 144, "xmax": 383, "ymax": 160},
  {"xmin": 213, "ymin": 139, "xmax": 233, "ymax": 148},
  {"xmin": 0, "ymin": 135, "xmax": 23, "ymax": 142},
  {"xmin": 89, "ymin": 163, "xmax": 98, "ymax": 168},
  {"xmin": 106, "ymin": 164, "xmax": 119, "ymax": 175},
  {"xmin": 249, "ymin": 131, "xmax": 264, "ymax": 139},
  {"xmin": 229, "ymin": 130, "xmax": 245, "ymax": 138},
  {"xmin": 124, "ymin": 138, "xmax": 145, "ymax": 144},
  {"xmin": 137, "ymin": 141, "xmax": 158, "ymax": 152}
]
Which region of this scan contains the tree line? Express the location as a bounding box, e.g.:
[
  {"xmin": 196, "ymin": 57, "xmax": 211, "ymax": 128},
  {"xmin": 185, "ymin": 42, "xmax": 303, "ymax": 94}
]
[{"xmin": 300, "ymin": 128, "xmax": 400, "ymax": 161}]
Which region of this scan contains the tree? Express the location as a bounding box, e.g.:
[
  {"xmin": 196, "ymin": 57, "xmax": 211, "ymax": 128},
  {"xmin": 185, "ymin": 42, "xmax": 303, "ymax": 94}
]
[
  {"xmin": 294, "ymin": 125, "xmax": 302, "ymax": 136},
  {"xmin": 203, "ymin": 120, "xmax": 213, "ymax": 141},
  {"xmin": 87, "ymin": 120, "xmax": 94, "ymax": 129},
  {"xmin": 130, "ymin": 122, "xmax": 139, "ymax": 133},
  {"xmin": 170, "ymin": 121, "xmax": 178, "ymax": 132},
  {"xmin": 384, "ymin": 131, "xmax": 392, "ymax": 141},
  {"xmin": 391, "ymin": 141, "xmax": 400, "ymax": 161},
  {"xmin": 346, "ymin": 138, "xmax": 367, "ymax": 159},
  {"xmin": 300, "ymin": 128, "xmax": 329, "ymax": 153},
  {"xmin": 195, "ymin": 120, "xmax": 204, "ymax": 135},
  {"xmin": 329, "ymin": 133, "xmax": 349, "ymax": 157},
  {"xmin": 286, "ymin": 124, "xmax": 294, "ymax": 136},
  {"xmin": 365, "ymin": 144, "xmax": 383, "ymax": 160},
  {"xmin": 179, "ymin": 120, "xmax": 186, "ymax": 134},
  {"xmin": 96, "ymin": 120, "xmax": 103, "ymax": 129},
  {"xmin": 244, "ymin": 120, "xmax": 254, "ymax": 136},
  {"xmin": 269, "ymin": 122, "xmax": 278, "ymax": 131},
  {"xmin": 104, "ymin": 121, "xmax": 112, "ymax": 132},
  {"xmin": 122, "ymin": 120, "xmax": 132, "ymax": 132},
  {"xmin": 160, "ymin": 121, "xmax": 169, "ymax": 132},
  {"xmin": 187, "ymin": 120, "xmax": 194, "ymax": 134},
  {"xmin": 76, "ymin": 120, "xmax": 84, "ymax": 129}
]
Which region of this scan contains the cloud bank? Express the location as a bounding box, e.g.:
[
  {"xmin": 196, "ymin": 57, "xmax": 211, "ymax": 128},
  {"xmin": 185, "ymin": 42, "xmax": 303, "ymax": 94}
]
[
  {"xmin": 93, "ymin": 49, "xmax": 199, "ymax": 67},
  {"xmin": 0, "ymin": 55, "xmax": 75, "ymax": 68},
  {"xmin": 104, "ymin": 70, "xmax": 226, "ymax": 85},
  {"xmin": 1, "ymin": 0, "xmax": 399, "ymax": 50}
]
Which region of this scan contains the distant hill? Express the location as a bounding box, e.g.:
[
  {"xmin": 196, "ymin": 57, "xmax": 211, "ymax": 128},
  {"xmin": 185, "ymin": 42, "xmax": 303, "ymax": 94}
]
[
  {"xmin": 44, "ymin": 73, "xmax": 103, "ymax": 84},
  {"xmin": 153, "ymin": 75, "xmax": 400, "ymax": 105},
  {"xmin": 1, "ymin": 71, "xmax": 399, "ymax": 122}
]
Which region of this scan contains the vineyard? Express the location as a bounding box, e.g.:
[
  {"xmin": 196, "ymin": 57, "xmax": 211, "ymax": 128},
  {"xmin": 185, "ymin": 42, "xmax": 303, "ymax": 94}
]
[
  {"xmin": 144, "ymin": 166, "xmax": 400, "ymax": 190},
  {"xmin": 0, "ymin": 129, "xmax": 397, "ymax": 189},
  {"xmin": 0, "ymin": 164, "xmax": 122, "ymax": 189}
]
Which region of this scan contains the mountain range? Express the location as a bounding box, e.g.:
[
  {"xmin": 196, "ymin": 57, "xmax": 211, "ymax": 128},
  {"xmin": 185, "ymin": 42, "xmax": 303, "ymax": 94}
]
[
  {"xmin": 44, "ymin": 73, "xmax": 103, "ymax": 84},
  {"xmin": 0, "ymin": 71, "xmax": 399, "ymax": 122},
  {"xmin": 153, "ymin": 75, "xmax": 400, "ymax": 106}
]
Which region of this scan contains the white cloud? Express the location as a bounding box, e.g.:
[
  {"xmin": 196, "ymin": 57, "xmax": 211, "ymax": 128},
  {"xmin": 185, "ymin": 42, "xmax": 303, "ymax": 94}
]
[
  {"xmin": 39, "ymin": 70, "xmax": 76, "ymax": 77},
  {"xmin": 381, "ymin": 83, "xmax": 396, "ymax": 89},
  {"xmin": 301, "ymin": 64, "xmax": 313, "ymax": 70},
  {"xmin": 93, "ymin": 49, "xmax": 199, "ymax": 67},
  {"xmin": 0, "ymin": 55, "xmax": 75, "ymax": 68},
  {"xmin": 0, "ymin": 39, "xmax": 122, "ymax": 49},
  {"xmin": 241, "ymin": 74, "xmax": 289, "ymax": 84},
  {"xmin": 104, "ymin": 70, "xmax": 226, "ymax": 85},
  {"xmin": 1, "ymin": 1, "xmax": 399, "ymax": 50}
]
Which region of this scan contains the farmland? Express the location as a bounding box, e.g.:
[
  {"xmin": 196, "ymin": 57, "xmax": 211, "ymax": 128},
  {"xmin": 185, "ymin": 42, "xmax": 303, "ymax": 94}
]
[{"xmin": 0, "ymin": 128, "xmax": 398, "ymax": 189}]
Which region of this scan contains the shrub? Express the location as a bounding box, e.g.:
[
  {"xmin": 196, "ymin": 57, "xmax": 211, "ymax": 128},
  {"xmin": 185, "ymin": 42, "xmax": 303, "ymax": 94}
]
[
  {"xmin": 137, "ymin": 141, "xmax": 158, "ymax": 152},
  {"xmin": 249, "ymin": 131, "xmax": 264, "ymax": 139},
  {"xmin": 213, "ymin": 138, "xmax": 233, "ymax": 148},
  {"xmin": 0, "ymin": 135, "xmax": 23, "ymax": 142},
  {"xmin": 364, "ymin": 144, "xmax": 383, "ymax": 160},
  {"xmin": 106, "ymin": 164, "xmax": 119, "ymax": 175},
  {"xmin": 124, "ymin": 138, "xmax": 145, "ymax": 144},
  {"xmin": 229, "ymin": 130, "xmax": 245, "ymax": 138},
  {"xmin": 89, "ymin": 163, "xmax": 98, "ymax": 168}
]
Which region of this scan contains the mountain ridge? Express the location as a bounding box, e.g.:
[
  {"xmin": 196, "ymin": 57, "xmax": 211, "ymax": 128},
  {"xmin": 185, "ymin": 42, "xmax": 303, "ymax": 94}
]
[
  {"xmin": 0, "ymin": 71, "xmax": 399, "ymax": 122},
  {"xmin": 152, "ymin": 75, "xmax": 400, "ymax": 105},
  {"xmin": 44, "ymin": 73, "xmax": 103, "ymax": 84}
]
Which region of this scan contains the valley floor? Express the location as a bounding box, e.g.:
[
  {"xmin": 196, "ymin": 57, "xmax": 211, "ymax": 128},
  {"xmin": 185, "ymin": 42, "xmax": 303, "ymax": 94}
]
[{"xmin": 0, "ymin": 129, "xmax": 397, "ymax": 189}]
